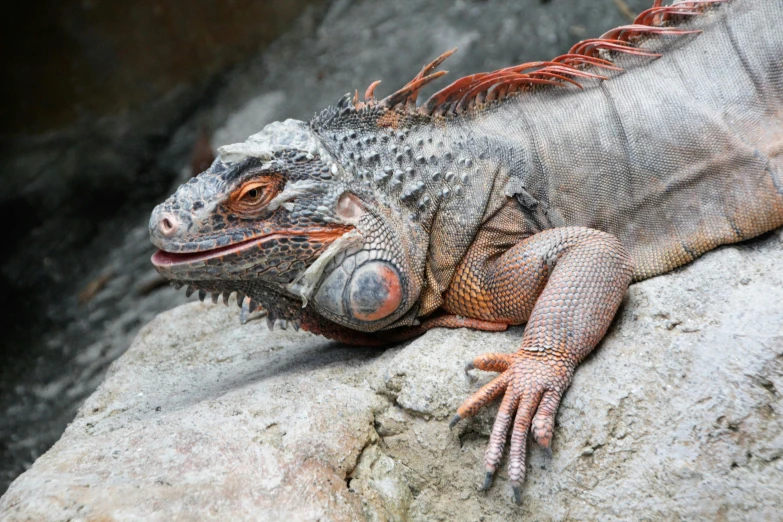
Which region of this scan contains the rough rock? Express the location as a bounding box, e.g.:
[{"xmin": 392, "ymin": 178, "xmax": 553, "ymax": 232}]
[
  {"xmin": 2, "ymin": 0, "xmax": 653, "ymax": 493},
  {"xmin": 2, "ymin": 230, "xmax": 782, "ymax": 520}
]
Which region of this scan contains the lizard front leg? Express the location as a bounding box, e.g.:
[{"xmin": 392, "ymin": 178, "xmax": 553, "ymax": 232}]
[{"xmin": 445, "ymin": 226, "xmax": 633, "ymax": 504}]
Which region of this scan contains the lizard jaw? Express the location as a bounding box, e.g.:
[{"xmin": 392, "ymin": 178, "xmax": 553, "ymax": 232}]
[
  {"xmin": 151, "ymin": 235, "xmax": 264, "ymax": 268},
  {"xmin": 151, "ymin": 226, "xmax": 354, "ymax": 279}
]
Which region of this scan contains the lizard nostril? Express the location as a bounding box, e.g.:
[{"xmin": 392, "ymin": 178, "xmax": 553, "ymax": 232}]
[{"xmin": 159, "ymin": 214, "xmax": 179, "ymax": 237}]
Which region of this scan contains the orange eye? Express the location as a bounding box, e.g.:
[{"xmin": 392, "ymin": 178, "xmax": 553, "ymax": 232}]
[
  {"xmin": 229, "ymin": 175, "xmax": 283, "ymax": 215},
  {"xmin": 238, "ymin": 182, "xmax": 266, "ymax": 201}
]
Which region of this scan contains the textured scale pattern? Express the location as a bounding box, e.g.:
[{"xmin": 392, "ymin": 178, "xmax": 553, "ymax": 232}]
[
  {"xmin": 148, "ymin": 0, "xmax": 783, "ymax": 506},
  {"xmin": 445, "ymin": 227, "xmax": 633, "ymax": 500}
]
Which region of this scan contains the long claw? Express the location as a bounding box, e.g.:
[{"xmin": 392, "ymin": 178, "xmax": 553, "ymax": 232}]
[
  {"xmin": 544, "ymin": 447, "xmax": 553, "ymax": 459},
  {"xmin": 464, "ymin": 361, "xmax": 475, "ymax": 374},
  {"xmin": 512, "ymin": 483, "xmax": 523, "ymax": 505},
  {"xmin": 481, "ymin": 471, "xmax": 494, "ymax": 491},
  {"xmin": 448, "ymin": 414, "xmax": 462, "ymax": 429},
  {"xmin": 481, "ymin": 471, "xmax": 495, "ymax": 491}
]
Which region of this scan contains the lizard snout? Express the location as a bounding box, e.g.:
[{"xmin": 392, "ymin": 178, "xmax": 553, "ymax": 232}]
[
  {"xmin": 149, "ymin": 205, "xmax": 189, "ymax": 247},
  {"xmin": 157, "ymin": 213, "xmax": 180, "ymax": 237}
]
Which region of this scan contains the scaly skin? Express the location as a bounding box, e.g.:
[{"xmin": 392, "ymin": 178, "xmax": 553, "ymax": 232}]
[
  {"xmin": 444, "ymin": 227, "xmax": 633, "ymax": 501},
  {"xmin": 149, "ymin": 0, "xmax": 783, "ymax": 504}
]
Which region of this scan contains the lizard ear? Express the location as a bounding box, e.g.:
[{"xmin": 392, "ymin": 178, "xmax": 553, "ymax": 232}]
[{"xmin": 336, "ymin": 192, "xmax": 365, "ymax": 223}]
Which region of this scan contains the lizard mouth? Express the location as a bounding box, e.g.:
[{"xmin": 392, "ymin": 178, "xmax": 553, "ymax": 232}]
[{"xmin": 151, "ymin": 227, "xmax": 353, "ymax": 270}]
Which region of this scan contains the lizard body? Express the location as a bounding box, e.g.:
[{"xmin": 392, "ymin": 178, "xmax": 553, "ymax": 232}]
[{"xmin": 149, "ymin": 0, "xmax": 783, "ymax": 504}]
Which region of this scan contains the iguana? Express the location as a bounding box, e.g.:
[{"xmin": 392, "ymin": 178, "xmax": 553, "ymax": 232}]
[{"xmin": 149, "ymin": 0, "xmax": 783, "ymax": 504}]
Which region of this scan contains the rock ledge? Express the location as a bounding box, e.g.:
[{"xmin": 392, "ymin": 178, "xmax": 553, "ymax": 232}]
[{"xmin": 2, "ymin": 231, "xmax": 782, "ymax": 520}]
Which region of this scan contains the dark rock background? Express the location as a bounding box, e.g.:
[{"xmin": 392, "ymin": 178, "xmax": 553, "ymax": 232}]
[
  {"xmin": 0, "ymin": 0, "xmax": 326, "ymax": 493},
  {"xmin": 1, "ymin": 0, "xmax": 652, "ymax": 495}
]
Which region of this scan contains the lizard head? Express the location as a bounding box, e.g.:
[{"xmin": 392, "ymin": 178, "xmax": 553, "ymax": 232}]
[{"xmin": 150, "ymin": 116, "xmax": 427, "ymax": 332}]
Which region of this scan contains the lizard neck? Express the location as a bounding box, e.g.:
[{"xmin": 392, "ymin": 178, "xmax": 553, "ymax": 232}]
[{"xmin": 311, "ymin": 109, "xmax": 523, "ymax": 320}]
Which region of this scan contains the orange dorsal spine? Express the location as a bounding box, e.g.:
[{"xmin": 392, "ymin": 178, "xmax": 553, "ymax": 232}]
[{"xmin": 354, "ymin": 0, "xmax": 728, "ymax": 117}]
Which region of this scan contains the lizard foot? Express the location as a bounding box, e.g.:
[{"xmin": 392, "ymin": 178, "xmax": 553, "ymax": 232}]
[{"xmin": 451, "ymin": 350, "xmax": 574, "ymax": 504}]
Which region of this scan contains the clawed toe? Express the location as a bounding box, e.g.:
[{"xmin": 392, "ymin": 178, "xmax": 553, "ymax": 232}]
[
  {"xmin": 531, "ymin": 389, "xmax": 562, "ymax": 449},
  {"xmin": 452, "ymin": 350, "xmax": 574, "ymax": 503},
  {"xmin": 471, "ymin": 352, "xmax": 514, "ymax": 373}
]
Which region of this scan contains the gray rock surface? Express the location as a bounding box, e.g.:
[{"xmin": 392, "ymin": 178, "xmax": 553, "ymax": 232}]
[
  {"xmin": 2, "ymin": 0, "xmax": 652, "ymax": 492},
  {"xmin": 5, "ymin": 0, "xmax": 782, "ymax": 517},
  {"xmin": 2, "ymin": 230, "xmax": 782, "ymax": 520}
]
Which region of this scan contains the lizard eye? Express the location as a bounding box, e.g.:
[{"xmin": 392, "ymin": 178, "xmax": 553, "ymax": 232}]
[
  {"xmin": 229, "ymin": 177, "xmax": 281, "ymax": 214},
  {"xmin": 238, "ymin": 182, "xmax": 267, "ymax": 202}
]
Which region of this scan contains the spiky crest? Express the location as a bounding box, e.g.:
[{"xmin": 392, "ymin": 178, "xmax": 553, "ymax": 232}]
[{"xmin": 319, "ymin": 0, "xmax": 727, "ymax": 122}]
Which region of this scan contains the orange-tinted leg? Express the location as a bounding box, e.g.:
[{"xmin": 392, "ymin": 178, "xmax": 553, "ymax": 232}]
[{"xmin": 445, "ymin": 226, "xmax": 633, "ymax": 504}]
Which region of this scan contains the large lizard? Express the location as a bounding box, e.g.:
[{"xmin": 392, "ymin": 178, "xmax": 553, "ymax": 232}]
[{"xmin": 149, "ymin": 0, "xmax": 783, "ymax": 504}]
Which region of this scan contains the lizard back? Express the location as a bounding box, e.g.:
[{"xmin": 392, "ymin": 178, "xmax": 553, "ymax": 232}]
[{"xmin": 469, "ymin": 0, "xmax": 783, "ymax": 280}]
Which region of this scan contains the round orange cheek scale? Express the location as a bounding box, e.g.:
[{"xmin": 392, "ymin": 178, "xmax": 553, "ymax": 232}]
[{"xmin": 349, "ymin": 262, "xmax": 403, "ymax": 322}]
